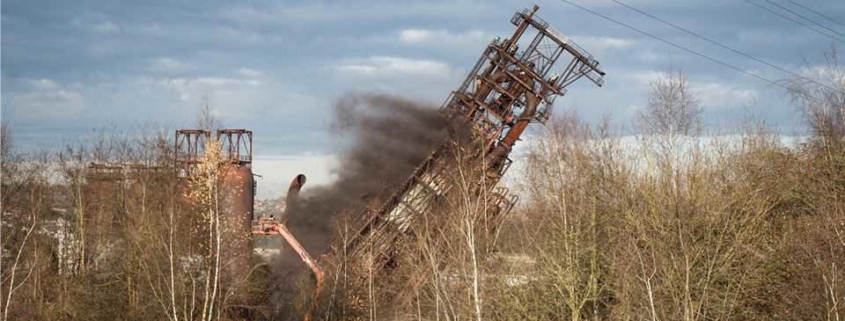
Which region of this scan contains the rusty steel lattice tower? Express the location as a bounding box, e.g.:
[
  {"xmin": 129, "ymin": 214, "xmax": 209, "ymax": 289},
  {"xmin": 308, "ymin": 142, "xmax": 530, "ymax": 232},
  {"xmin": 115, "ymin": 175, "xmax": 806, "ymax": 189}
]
[
  {"xmin": 216, "ymin": 129, "xmax": 255, "ymax": 230},
  {"xmin": 174, "ymin": 129, "xmax": 211, "ymax": 177},
  {"xmin": 217, "ymin": 129, "xmax": 253, "ymax": 165},
  {"xmin": 346, "ymin": 5, "xmax": 605, "ymax": 269},
  {"xmin": 175, "ymin": 129, "xmax": 253, "ymax": 169},
  {"xmin": 175, "ymin": 128, "xmax": 256, "ymax": 223}
]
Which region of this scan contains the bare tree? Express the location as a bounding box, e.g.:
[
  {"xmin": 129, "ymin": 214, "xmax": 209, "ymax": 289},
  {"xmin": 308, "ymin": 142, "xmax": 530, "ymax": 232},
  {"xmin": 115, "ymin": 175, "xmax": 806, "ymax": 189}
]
[
  {"xmin": 788, "ymin": 47, "xmax": 845, "ymax": 143},
  {"xmin": 1, "ymin": 122, "xmax": 12, "ymax": 159},
  {"xmin": 57, "ymin": 146, "xmax": 88, "ymax": 275},
  {"xmin": 639, "ymin": 70, "xmax": 702, "ymax": 138},
  {"xmin": 0, "ymin": 122, "xmax": 9, "ymax": 321},
  {"xmin": 197, "ymin": 96, "xmax": 222, "ymax": 132},
  {"xmin": 781, "ymin": 47, "xmax": 845, "ymax": 321},
  {"xmin": 0, "ymin": 152, "xmax": 49, "ymax": 321},
  {"xmin": 186, "ymin": 138, "xmax": 226, "ymax": 321},
  {"xmin": 518, "ymin": 114, "xmax": 614, "ymax": 321}
]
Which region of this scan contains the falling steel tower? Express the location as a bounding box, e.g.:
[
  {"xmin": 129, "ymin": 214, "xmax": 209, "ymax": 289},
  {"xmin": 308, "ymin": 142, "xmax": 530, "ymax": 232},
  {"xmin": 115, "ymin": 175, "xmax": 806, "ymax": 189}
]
[{"xmin": 345, "ymin": 5, "xmax": 605, "ymax": 271}]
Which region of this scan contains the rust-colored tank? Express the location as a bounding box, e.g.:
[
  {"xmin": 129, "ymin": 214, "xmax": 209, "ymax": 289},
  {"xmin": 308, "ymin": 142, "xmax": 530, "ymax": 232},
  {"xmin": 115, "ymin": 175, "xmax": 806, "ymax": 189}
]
[
  {"xmin": 220, "ymin": 164, "xmax": 255, "ymax": 230},
  {"xmin": 219, "ymin": 164, "xmax": 254, "ymax": 284}
]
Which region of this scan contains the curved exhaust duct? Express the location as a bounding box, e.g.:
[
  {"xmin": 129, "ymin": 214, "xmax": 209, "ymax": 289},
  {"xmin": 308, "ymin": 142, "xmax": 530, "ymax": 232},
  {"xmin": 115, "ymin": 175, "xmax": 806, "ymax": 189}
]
[{"xmin": 283, "ymin": 174, "xmax": 306, "ymax": 221}]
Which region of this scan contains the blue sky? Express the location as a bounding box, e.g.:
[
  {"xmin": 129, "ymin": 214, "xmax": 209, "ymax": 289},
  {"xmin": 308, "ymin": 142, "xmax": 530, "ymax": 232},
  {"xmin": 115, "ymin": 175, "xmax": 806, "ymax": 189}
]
[{"xmin": 2, "ymin": 0, "xmax": 844, "ymax": 197}]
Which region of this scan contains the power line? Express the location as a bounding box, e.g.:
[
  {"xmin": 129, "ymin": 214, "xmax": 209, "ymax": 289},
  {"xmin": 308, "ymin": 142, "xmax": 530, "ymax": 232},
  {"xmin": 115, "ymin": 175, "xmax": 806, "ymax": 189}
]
[
  {"xmin": 744, "ymin": 0, "xmax": 845, "ymax": 43},
  {"xmin": 762, "ymin": 0, "xmax": 845, "ymax": 39},
  {"xmin": 610, "ymin": 0, "xmax": 836, "ymax": 92},
  {"xmin": 783, "ymin": 0, "xmax": 845, "ymax": 28},
  {"xmin": 557, "ymin": 0, "xmax": 790, "ymax": 91}
]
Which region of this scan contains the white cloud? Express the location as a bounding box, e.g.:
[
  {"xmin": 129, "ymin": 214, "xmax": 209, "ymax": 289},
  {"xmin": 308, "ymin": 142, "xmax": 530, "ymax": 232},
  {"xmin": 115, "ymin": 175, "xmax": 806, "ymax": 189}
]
[
  {"xmin": 570, "ymin": 0, "xmax": 736, "ymax": 9},
  {"xmin": 636, "ymin": 50, "xmax": 664, "ymax": 62},
  {"xmin": 625, "ymin": 70, "xmax": 668, "ymax": 87},
  {"xmin": 157, "ymin": 77, "xmax": 261, "ymax": 89},
  {"xmin": 336, "ymin": 56, "xmax": 452, "ymax": 78},
  {"xmin": 619, "ymin": 71, "xmax": 759, "ymax": 108},
  {"xmin": 799, "ymin": 65, "xmax": 845, "ymax": 86},
  {"xmin": 568, "ymin": 36, "xmax": 635, "ymax": 58},
  {"xmin": 238, "ymin": 68, "xmax": 263, "ymax": 78},
  {"xmin": 149, "ymin": 57, "xmax": 193, "ymax": 73},
  {"xmin": 572, "ymin": 36, "xmax": 634, "ymax": 50},
  {"xmin": 135, "ymin": 23, "xmax": 166, "ymax": 36},
  {"xmin": 601, "ymin": 38, "xmax": 634, "ymax": 48},
  {"xmin": 197, "ymin": 77, "xmax": 261, "ymax": 87},
  {"xmin": 399, "ymin": 29, "xmax": 434, "ymax": 43},
  {"xmin": 92, "ymin": 21, "xmax": 120, "ymax": 34},
  {"xmin": 398, "ymin": 28, "xmax": 487, "ymax": 47},
  {"xmin": 28, "ymin": 79, "xmax": 59, "ymax": 90},
  {"xmin": 71, "ymin": 18, "xmax": 120, "ymax": 35},
  {"xmin": 696, "ymin": 82, "xmax": 759, "ymax": 108},
  {"xmin": 6, "ymin": 79, "xmax": 85, "ymax": 119},
  {"xmin": 217, "ymin": 26, "xmax": 283, "ymax": 44},
  {"xmin": 219, "ymin": 3, "xmax": 496, "ymax": 25},
  {"xmin": 144, "ymin": 74, "xmax": 321, "ymax": 122},
  {"xmin": 153, "ymin": 76, "xmax": 263, "ymax": 105},
  {"xmin": 627, "ymin": 104, "xmax": 645, "ymax": 112}
]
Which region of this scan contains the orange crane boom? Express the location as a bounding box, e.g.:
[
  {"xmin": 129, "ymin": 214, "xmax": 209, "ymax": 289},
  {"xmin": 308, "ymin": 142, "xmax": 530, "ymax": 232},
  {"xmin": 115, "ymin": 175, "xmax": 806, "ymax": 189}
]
[{"xmin": 253, "ymin": 217, "xmax": 324, "ymax": 321}]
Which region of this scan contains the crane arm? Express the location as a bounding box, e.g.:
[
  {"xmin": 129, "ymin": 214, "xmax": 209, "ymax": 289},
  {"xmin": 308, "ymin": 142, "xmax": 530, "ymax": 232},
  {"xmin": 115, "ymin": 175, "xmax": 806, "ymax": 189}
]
[{"xmin": 253, "ymin": 218, "xmax": 324, "ymax": 321}]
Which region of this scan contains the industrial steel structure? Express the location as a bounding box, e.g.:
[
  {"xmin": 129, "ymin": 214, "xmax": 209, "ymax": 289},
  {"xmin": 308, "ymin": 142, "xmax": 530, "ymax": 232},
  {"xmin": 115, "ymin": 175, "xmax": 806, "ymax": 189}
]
[
  {"xmin": 344, "ymin": 4, "xmax": 605, "ymax": 276},
  {"xmin": 174, "ymin": 129, "xmax": 211, "ymax": 177},
  {"xmin": 217, "ymin": 129, "xmax": 253, "ymax": 165},
  {"xmin": 175, "ymin": 128, "xmax": 323, "ymax": 319},
  {"xmin": 218, "ymin": 129, "xmax": 255, "ymax": 231},
  {"xmin": 175, "ymin": 128, "xmax": 256, "ymax": 224},
  {"xmin": 169, "ymin": 6, "xmax": 605, "ymax": 319}
]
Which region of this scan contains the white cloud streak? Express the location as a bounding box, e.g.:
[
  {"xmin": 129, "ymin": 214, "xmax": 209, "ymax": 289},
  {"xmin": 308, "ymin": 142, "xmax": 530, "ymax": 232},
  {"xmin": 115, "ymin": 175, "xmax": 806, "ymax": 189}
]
[
  {"xmin": 398, "ymin": 28, "xmax": 488, "ymax": 47},
  {"xmin": 335, "ymin": 56, "xmax": 453, "ymax": 78},
  {"xmin": 5, "ymin": 79, "xmax": 85, "ymax": 119},
  {"xmin": 149, "ymin": 57, "xmax": 193, "ymax": 73},
  {"xmin": 92, "ymin": 21, "xmax": 120, "ymax": 34},
  {"xmin": 696, "ymin": 82, "xmax": 759, "ymax": 108},
  {"xmin": 219, "ymin": 2, "xmax": 496, "ymax": 25},
  {"xmin": 238, "ymin": 68, "xmax": 263, "ymax": 78},
  {"xmin": 571, "ymin": 36, "xmax": 635, "ymax": 50}
]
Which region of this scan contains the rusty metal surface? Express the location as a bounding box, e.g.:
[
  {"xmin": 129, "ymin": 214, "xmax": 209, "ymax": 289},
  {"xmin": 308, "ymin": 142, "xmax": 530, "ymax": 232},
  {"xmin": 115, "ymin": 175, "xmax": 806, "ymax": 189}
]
[
  {"xmin": 344, "ymin": 5, "xmax": 605, "ymax": 274},
  {"xmin": 220, "ymin": 164, "xmax": 255, "ymax": 228},
  {"xmin": 167, "ymin": 6, "xmax": 607, "ymax": 315},
  {"xmin": 175, "ymin": 129, "xmax": 253, "ymax": 176},
  {"xmin": 174, "ymin": 128, "xmax": 256, "ymax": 226},
  {"xmin": 283, "ymin": 174, "xmax": 306, "ymax": 222},
  {"xmin": 217, "ymin": 129, "xmax": 253, "ymax": 165},
  {"xmin": 175, "ymin": 129, "xmax": 211, "ymax": 177}
]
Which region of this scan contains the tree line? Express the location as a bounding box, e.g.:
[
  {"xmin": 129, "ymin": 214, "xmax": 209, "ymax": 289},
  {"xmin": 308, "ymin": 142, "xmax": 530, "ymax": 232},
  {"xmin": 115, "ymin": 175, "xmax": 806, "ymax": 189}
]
[{"xmin": 1, "ymin": 51, "xmax": 844, "ymax": 320}]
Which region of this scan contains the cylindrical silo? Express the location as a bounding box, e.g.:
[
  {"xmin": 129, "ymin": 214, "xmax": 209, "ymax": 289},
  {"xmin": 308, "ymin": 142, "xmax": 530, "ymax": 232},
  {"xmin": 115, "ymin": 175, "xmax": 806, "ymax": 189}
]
[
  {"xmin": 221, "ymin": 164, "xmax": 255, "ymax": 230},
  {"xmin": 219, "ymin": 164, "xmax": 254, "ymax": 283}
]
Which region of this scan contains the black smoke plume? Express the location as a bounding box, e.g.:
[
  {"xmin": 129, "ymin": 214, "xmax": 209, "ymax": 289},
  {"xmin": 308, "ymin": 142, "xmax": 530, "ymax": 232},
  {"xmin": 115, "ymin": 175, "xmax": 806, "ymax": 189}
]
[
  {"xmin": 290, "ymin": 93, "xmax": 448, "ymax": 253},
  {"xmin": 269, "ymin": 93, "xmax": 449, "ymax": 319}
]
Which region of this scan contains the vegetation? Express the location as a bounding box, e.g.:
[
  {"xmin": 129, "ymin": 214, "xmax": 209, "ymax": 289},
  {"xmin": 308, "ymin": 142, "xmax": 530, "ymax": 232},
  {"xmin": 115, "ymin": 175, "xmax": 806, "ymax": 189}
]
[
  {"xmin": 1, "ymin": 54, "xmax": 843, "ymax": 320},
  {"xmin": 321, "ymin": 60, "xmax": 845, "ymax": 320}
]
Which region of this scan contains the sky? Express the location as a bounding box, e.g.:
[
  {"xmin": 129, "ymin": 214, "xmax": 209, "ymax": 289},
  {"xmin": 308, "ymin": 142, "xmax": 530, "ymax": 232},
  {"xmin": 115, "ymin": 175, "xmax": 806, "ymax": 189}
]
[{"xmin": 2, "ymin": 0, "xmax": 844, "ymax": 198}]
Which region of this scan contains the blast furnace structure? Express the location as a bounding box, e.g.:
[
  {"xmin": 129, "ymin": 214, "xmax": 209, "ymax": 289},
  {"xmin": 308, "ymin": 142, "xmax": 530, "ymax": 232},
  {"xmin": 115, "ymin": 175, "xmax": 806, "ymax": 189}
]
[
  {"xmin": 171, "ymin": 6, "xmax": 606, "ymax": 319},
  {"xmin": 175, "ymin": 128, "xmax": 256, "ymax": 228},
  {"xmin": 344, "ymin": 5, "xmax": 606, "ymax": 277}
]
